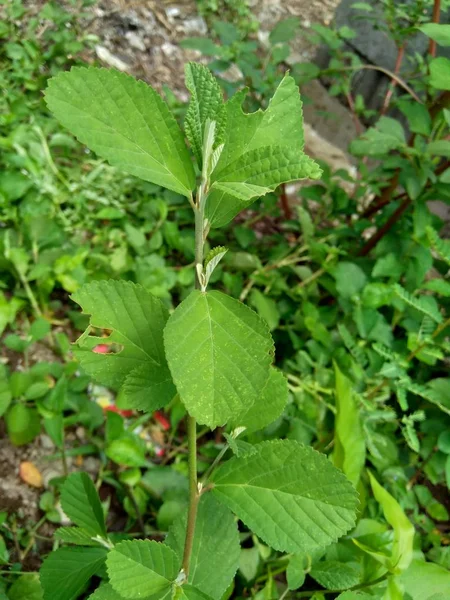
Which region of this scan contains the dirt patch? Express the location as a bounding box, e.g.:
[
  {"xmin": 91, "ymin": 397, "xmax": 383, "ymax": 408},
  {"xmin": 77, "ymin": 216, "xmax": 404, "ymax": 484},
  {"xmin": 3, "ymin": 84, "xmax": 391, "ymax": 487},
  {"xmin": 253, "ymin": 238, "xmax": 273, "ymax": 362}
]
[{"xmin": 86, "ymin": 0, "xmax": 340, "ymax": 96}]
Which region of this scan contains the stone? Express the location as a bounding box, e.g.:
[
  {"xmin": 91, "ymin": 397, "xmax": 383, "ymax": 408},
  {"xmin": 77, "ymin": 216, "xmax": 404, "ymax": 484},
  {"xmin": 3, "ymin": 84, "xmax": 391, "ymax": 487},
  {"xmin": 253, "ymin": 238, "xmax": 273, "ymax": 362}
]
[
  {"xmin": 125, "ymin": 31, "xmax": 146, "ymax": 52},
  {"xmin": 95, "ymin": 45, "xmax": 130, "ymax": 72},
  {"xmin": 179, "ymin": 16, "xmax": 207, "ymax": 35}
]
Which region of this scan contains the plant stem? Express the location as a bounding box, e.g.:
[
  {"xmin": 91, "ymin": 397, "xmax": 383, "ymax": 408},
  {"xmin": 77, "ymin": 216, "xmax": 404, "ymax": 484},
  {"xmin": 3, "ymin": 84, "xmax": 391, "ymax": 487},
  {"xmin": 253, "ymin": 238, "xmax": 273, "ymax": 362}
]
[
  {"xmin": 181, "ymin": 184, "xmax": 206, "ymax": 578},
  {"xmin": 429, "ymin": 0, "xmax": 441, "ymax": 57},
  {"xmin": 181, "ymin": 415, "xmax": 199, "ymax": 577},
  {"xmin": 380, "ymin": 43, "xmax": 405, "ymax": 116}
]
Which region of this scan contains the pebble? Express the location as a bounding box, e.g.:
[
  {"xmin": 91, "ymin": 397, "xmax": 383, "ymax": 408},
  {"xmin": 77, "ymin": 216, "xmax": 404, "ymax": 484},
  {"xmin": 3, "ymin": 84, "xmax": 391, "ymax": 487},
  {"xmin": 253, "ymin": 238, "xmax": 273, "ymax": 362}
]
[{"xmin": 95, "ymin": 45, "xmax": 130, "ymax": 72}]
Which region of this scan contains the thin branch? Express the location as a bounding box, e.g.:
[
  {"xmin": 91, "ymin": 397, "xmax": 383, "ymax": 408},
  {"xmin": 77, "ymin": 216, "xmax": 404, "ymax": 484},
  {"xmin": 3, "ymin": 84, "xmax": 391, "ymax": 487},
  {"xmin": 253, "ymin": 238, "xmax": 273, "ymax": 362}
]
[
  {"xmin": 380, "ymin": 43, "xmax": 406, "ymax": 115},
  {"xmin": 429, "ymin": 0, "xmax": 441, "ymax": 57}
]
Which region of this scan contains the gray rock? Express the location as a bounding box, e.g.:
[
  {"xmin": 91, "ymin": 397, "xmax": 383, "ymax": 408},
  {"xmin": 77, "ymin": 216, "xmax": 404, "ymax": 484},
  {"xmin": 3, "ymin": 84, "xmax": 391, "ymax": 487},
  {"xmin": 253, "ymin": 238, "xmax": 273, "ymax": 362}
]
[
  {"xmin": 95, "ymin": 45, "xmax": 130, "ymax": 72},
  {"xmin": 125, "ymin": 31, "xmax": 146, "ymax": 52}
]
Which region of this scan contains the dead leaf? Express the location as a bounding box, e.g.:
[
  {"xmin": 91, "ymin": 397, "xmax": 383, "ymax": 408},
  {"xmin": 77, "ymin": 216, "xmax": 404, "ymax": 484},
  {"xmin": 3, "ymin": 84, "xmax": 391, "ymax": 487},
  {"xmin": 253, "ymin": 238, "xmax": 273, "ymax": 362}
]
[{"xmin": 19, "ymin": 461, "xmax": 43, "ymax": 488}]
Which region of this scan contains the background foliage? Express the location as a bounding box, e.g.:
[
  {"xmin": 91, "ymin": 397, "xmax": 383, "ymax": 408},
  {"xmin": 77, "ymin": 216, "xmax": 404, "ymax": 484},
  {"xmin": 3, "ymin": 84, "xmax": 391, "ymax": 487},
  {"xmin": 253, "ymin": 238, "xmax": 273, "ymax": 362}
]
[{"xmin": 1, "ymin": 0, "xmax": 450, "ymax": 599}]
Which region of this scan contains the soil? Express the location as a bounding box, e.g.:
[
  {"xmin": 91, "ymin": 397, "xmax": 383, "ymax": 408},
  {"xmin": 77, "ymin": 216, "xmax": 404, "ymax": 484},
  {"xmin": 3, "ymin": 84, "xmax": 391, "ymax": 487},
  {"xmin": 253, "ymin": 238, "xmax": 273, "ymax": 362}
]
[{"xmin": 86, "ymin": 0, "xmax": 340, "ymax": 96}]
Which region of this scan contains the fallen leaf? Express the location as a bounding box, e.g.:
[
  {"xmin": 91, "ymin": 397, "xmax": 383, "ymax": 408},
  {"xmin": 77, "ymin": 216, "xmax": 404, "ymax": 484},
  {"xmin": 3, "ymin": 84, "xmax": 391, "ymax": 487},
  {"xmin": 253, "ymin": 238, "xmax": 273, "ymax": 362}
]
[{"xmin": 19, "ymin": 461, "xmax": 43, "ymax": 488}]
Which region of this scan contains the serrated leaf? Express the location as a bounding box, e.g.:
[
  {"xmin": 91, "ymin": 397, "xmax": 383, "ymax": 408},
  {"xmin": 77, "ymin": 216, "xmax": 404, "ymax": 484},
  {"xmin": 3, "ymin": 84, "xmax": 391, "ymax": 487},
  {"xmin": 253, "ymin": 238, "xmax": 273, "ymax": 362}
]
[
  {"xmin": 206, "ymin": 145, "xmax": 320, "ymax": 227},
  {"xmin": 61, "ymin": 472, "xmax": 107, "ymax": 538},
  {"xmin": 164, "ymin": 290, "xmax": 274, "ymax": 427},
  {"xmin": 333, "ymin": 363, "xmax": 366, "ymax": 489},
  {"xmin": 45, "ymin": 67, "xmax": 195, "ymax": 197},
  {"xmin": 40, "ymin": 547, "xmax": 107, "ymax": 600},
  {"xmin": 166, "ymin": 494, "xmax": 240, "ymax": 599},
  {"xmin": 185, "ymin": 63, "xmax": 226, "ymax": 169},
  {"xmin": 368, "ymin": 472, "xmax": 414, "ymax": 573},
  {"xmin": 205, "ymin": 75, "xmax": 320, "ymax": 227},
  {"xmin": 8, "ymin": 574, "xmax": 43, "ymax": 600},
  {"xmin": 87, "ymin": 584, "xmax": 124, "ymax": 600},
  {"xmin": 175, "ymin": 585, "xmax": 214, "ymax": 600},
  {"xmin": 217, "ymin": 75, "xmax": 306, "ymax": 169},
  {"xmin": 55, "ymin": 527, "xmax": 104, "ymax": 547},
  {"xmin": 106, "ymin": 540, "xmax": 179, "ymax": 599},
  {"xmin": 211, "ymin": 440, "xmax": 358, "ymax": 553},
  {"xmin": 231, "ymin": 367, "xmax": 288, "ymax": 433},
  {"xmin": 72, "ymin": 280, "xmax": 176, "ymax": 412}
]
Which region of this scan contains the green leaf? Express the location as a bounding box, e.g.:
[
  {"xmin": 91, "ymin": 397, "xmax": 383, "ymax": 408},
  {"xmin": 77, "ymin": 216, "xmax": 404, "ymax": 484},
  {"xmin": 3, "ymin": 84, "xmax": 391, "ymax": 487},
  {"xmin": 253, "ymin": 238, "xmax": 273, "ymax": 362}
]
[
  {"xmin": 335, "ymin": 593, "xmax": 372, "ymax": 600},
  {"xmin": 106, "ymin": 435, "xmax": 148, "ymax": 467},
  {"xmin": 205, "ymin": 75, "xmax": 321, "ymax": 227},
  {"xmin": 72, "ymin": 280, "xmax": 176, "ymax": 412},
  {"xmin": 231, "ymin": 367, "xmax": 288, "ymax": 433},
  {"xmin": 399, "ymin": 559, "xmax": 450, "ymax": 600},
  {"xmin": 418, "ymin": 24, "xmax": 450, "ymax": 46},
  {"xmin": 217, "ymin": 75, "xmax": 306, "ymax": 169},
  {"xmin": 166, "ymin": 494, "xmax": 240, "ymax": 599},
  {"xmin": 106, "ymin": 540, "xmax": 179, "ymax": 599},
  {"xmin": 5, "ymin": 404, "xmax": 40, "ymax": 446},
  {"xmin": 286, "ymin": 554, "xmax": 307, "ymax": 590},
  {"xmin": 269, "ymin": 17, "xmax": 299, "ymax": 44},
  {"xmin": 174, "ymin": 585, "xmax": 214, "ymax": 600},
  {"xmin": 40, "ymin": 547, "xmax": 107, "ymax": 600},
  {"xmin": 422, "ymin": 278, "xmax": 450, "ymax": 296},
  {"xmin": 184, "ymin": 63, "xmax": 226, "ymax": 169},
  {"xmin": 427, "ymin": 226, "xmax": 450, "ymax": 265},
  {"xmin": 249, "ymin": 289, "xmax": 280, "ymax": 331},
  {"xmin": 45, "ymin": 67, "xmax": 195, "ymax": 197},
  {"xmin": 206, "ymin": 145, "xmax": 320, "ymax": 228},
  {"xmin": 429, "ymin": 57, "xmax": 450, "ymax": 90},
  {"xmin": 333, "ymin": 262, "xmax": 367, "ymax": 299},
  {"xmin": 87, "ymin": 584, "xmax": 124, "ymax": 600},
  {"xmin": 60, "ymin": 472, "xmax": 107, "ymax": 538},
  {"xmin": 368, "ymin": 472, "xmax": 414, "ymax": 573},
  {"xmin": 310, "ymin": 560, "xmax": 361, "ymax": 590},
  {"xmin": 55, "ymin": 527, "xmax": 104, "ymax": 547},
  {"xmin": 211, "ymin": 440, "xmax": 358, "ymax": 553},
  {"xmin": 397, "ymin": 99, "xmax": 431, "ymax": 137},
  {"xmin": 333, "ymin": 363, "xmax": 365, "ymax": 489},
  {"xmin": 351, "ymin": 117, "xmax": 405, "ymax": 156},
  {"xmin": 0, "ymin": 365, "xmax": 12, "ymax": 418},
  {"xmin": 393, "ymin": 284, "xmax": 442, "ymax": 323},
  {"xmin": 164, "ymin": 290, "xmax": 274, "ymax": 428},
  {"xmin": 427, "ymin": 140, "xmax": 450, "ymax": 156},
  {"xmin": 8, "ymin": 574, "xmax": 43, "ymax": 600}
]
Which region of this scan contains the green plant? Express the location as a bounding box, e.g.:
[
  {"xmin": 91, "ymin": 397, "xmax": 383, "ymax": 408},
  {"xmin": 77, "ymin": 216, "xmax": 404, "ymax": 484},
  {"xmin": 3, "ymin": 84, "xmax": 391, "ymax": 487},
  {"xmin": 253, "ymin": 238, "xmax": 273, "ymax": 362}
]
[{"xmin": 33, "ymin": 62, "xmax": 370, "ymax": 600}]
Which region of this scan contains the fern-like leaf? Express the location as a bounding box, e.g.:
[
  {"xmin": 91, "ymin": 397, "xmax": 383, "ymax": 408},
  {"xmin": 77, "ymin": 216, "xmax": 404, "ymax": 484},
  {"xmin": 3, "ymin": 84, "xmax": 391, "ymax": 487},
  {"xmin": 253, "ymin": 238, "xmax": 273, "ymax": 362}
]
[
  {"xmin": 337, "ymin": 324, "xmax": 368, "ymax": 367},
  {"xmin": 393, "ymin": 284, "xmax": 442, "ymax": 323},
  {"xmin": 427, "ymin": 226, "xmax": 450, "ymax": 266}
]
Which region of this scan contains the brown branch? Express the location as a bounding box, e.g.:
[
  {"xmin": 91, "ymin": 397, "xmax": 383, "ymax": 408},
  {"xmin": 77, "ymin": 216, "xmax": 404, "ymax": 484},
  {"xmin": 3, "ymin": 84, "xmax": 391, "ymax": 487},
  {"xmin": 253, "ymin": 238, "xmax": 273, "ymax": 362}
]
[
  {"xmin": 361, "ymin": 171, "xmax": 400, "ymax": 219},
  {"xmin": 429, "ymin": 0, "xmax": 441, "ymax": 57},
  {"xmin": 380, "ymin": 43, "xmax": 406, "ymax": 115},
  {"xmin": 358, "ymin": 159, "xmax": 450, "ymax": 256},
  {"xmin": 358, "ymin": 195, "xmax": 412, "ymax": 256}
]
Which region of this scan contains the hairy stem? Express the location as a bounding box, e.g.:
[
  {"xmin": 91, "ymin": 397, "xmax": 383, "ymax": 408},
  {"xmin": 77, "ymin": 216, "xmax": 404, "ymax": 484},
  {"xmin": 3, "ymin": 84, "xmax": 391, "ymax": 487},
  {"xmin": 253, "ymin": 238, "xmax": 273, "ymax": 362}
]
[
  {"xmin": 181, "ymin": 187, "xmax": 206, "ymax": 578},
  {"xmin": 181, "ymin": 414, "xmax": 199, "ymax": 577}
]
